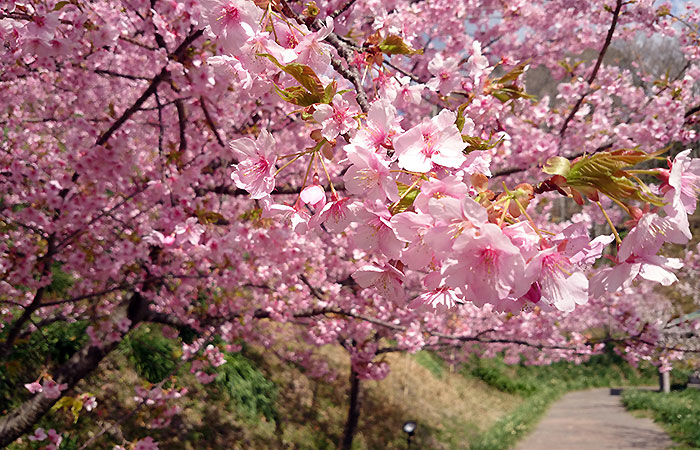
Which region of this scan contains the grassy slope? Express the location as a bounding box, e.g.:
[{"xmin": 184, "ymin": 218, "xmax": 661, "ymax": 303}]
[
  {"xmin": 262, "ymin": 348, "xmax": 521, "ymax": 449},
  {"xmin": 5, "ymin": 334, "xmax": 521, "ymax": 449},
  {"xmin": 622, "ymin": 389, "xmax": 700, "ymax": 449}
]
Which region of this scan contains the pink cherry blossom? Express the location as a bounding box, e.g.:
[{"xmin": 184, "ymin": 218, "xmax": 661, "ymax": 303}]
[
  {"xmin": 83, "ymin": 396, "xmax": 97, "ymax": 411},
  {"xmin": 590, "ymin": 255, "xmax": 683, "ymax": 298},
  {"xmin": 41, "ymin": 380, "xmax": 68, "ymax": 399},
  {"xmin": 413, "ymin": 175, "xmax": 469, "ymax": 213},
  {"xmin": 466, "ymin": 40, "xmax": 490, "ymax": 85},
  {"xmin": 201, "ymin": 0, "xmax": 261, "ymax": 53},
  {"xmin": 524, "ymin": 248, "xmax": 588, "ymax": 312},
  {"xmin": 313, "ymin": 94, "xmax": 359, "ymax": 140},
  {"xmin": 443, "ymin": 223, "xmax": 527, "ymax": 305},
  {"xmin": 390, "ymin": 211, "xmax": 434, "ymax": 269},
  {"xmin": 661, "ymin": 149, "xmax": 700, "ymax": 215},
  {"xmin": 353, "ymin": 203, "xmax": 403, "ymax": 259},
  {"xmin": 300, "ymin": 184, "xmax": 326, "ymax": 209},
  {"xmin": 134, "ymin": 436, "xmax": 160, "ymax": 450},
  {"xmin": 423, "ymin": 196, "xmax": 488, "ymax": 256},
  {"xmin": 351, "ymin": 99, "xmax": 401, "ymax": 151},
  {"xmin": 144, "ymin": 231, "xmax": 177, "ymax": 247},
  {"xmin": 426, "ymin": 54, "xmax": 461, "ymax": 95},
  {"xmin": 617, "ymin": 213, "xmax": 688, "ymax": 261},
  {"xmin": 24, "ymin": 381, "xmax": 42, "ymax": 394},
  {"xmin": 343, "ymin": 145, "xmax": 399, "ymax": 202},
  {"xmin": 394, "ymin": 109, "xmax": 466, "ymax": 172},
  {"xmin": 230, "ymin": 130, "xmax": 278, "ymax": 199},
  {"xmin": 28, "ymin": 428, "xmax": 47, "ymax": 442},
  {"xmin": 294, "ymin": 17, "xmax": 334, "ymax": 73},
  {"xmin": 175, "ymin": 217, "xmax": 205, "ymax": 246},
  {"xmin": 352, "ymin": 263, "xmax": 405, "ymax": 303},
  {"xmin": 310, "ymin": 196, "xmax": 358, "ymax": 233}
]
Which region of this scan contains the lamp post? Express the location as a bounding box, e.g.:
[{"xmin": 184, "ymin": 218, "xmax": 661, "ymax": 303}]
[{"xmin": 402, "ymin": 420, "xmax": 417, "ymax": 449}]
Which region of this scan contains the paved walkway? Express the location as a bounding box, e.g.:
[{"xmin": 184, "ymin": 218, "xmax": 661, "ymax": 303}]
[{"xmin": 515, "ymin": 388, "xmax": 673, "ymax": 450}]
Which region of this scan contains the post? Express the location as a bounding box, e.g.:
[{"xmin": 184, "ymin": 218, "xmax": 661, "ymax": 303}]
[{"xmin": 658, "ymin": 368, "xmax": 671, "ymax": 394}]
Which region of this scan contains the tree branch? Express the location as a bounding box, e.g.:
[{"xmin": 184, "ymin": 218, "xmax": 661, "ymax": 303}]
[
  {"xmin": 559, "ymin": 0, "xmax": 622, "ymax": 137},
  {"xmin": 199, "ymin": 96, "xmax": 225, "ymax": 147},
  {"xmin": 95, "ymin": 29, "xmax": 203, "ymax": 147}
]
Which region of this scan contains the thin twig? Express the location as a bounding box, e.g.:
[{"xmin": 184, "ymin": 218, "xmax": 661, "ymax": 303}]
[{"xmin": 559, "ymin": 0, "xmax": 623, "ymax": 137}]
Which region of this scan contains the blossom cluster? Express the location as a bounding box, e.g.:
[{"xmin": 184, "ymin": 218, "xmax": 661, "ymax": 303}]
[{"xmin": 206, "ymin": 0, "xmax": 700, "ymax": 314}]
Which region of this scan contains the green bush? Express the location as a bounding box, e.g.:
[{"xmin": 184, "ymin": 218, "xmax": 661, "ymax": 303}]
[
  {"xmin": 622, "ymin": 389, "xmax": 700, "ymax": 448},
  {"xmin": 215, "ymin": 353, "xmax": 278, "ymax": 421},
  {"xmin": 0, "ymin": 321, "xmax": 88, "ymax": 412},
  {"xmin": 469, "ymin": 364, "xmax": 538, "ymax": 396},
  {"xmin": 122, "ymin": 325, "xmax": 179, "ymax": 383}
]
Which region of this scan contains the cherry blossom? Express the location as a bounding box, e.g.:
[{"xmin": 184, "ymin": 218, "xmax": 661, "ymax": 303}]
[
  {"xmin": 343, "ymin": 145, "xmax": 399, "ymax": 202},
  {"xmin": 201, "ymin": 0, "xmax": 261, "ymax": 53},
  {"xmin": 313, "ymin": 94, "xmax": 359, "ymax": 140},
  {"xmin": 443, "ymin": 223, "xmax": 527, "ymax": 305},
  {"xmin": 230, "ymin": 129, "xmax": 278, "ymax": 199},
  {"xmin": 394, "ymin": 109, "xmax": 466, "ymax": 172}
]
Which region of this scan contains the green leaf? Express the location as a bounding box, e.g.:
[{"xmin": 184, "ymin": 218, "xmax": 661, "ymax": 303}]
[
  {"xmin": 51, "ymin": 396, "xmax": 73, "ymax": 412},
  {"xmin": 462, "ymin": 135, "xmax": 500, "ymax": 152},
  {"xmin": 274, "ymin": 85, "xmax": 322, "ymax": 107},
  {"xmin": 543, "ymin": 156, "xmax": 571, "ymax": 176},
  {"xmin": 71, "ymin": 398, "xmax": 83, "ymax": 423},
  {"xmin": 258, "ymin": 53, "xmax": 324, "ymax": 95},
  {"xmin": 496, "ymin": 62, "xmax": 528, "ymax": 85},
  {"xmin": 491, "ymin": 86, "xmax": 535, "ymax": 103},
  {"xmin": 394, "ymin": 182, "xmax": 420, "ymax": 213},
  {"xmin": 455, "ymin": 103, "xmax": 468, "ymax": 133},
  {"xmin": 564, "ymin": 149, "xmax": 666, "ymax": 205},
  {"xmin": 53, "ymin": 1, "xmax": 71, "ymax": 10},
  {"xmin": 322, "ymin": 80, "xmax": 338, "ymax": 104},
  {"xmin": 378, "ymin": 35, "xmax": 422, "ymax": 55}
]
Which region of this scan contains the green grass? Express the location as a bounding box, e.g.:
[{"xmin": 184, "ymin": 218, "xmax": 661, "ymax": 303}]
[
  {"xmin": 622, "ymin": 388, "xmax": 700, "ymax": 449},
  {"xmin": 467, "ymin": 352, "xmax": 658, "ymax": 450}
]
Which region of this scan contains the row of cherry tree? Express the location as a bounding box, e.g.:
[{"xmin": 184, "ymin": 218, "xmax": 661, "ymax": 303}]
[{"xmin": 1, "ymin": 0, "xmax": 700, "ymax": 448}]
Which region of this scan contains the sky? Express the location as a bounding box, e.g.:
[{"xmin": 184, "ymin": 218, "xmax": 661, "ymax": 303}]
[{"xmin": 671, "ymin": 0, "xmax": 700, "ymax": 13}]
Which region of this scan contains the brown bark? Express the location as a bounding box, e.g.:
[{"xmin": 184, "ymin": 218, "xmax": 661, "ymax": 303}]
[{"xmin": 340, "ymin": 368, "xmax": 361, "ymax": 450}]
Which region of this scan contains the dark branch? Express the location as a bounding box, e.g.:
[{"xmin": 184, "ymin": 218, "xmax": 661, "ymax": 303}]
[
  {"xmin": 199, "ymin": 96, "xmax": 226, "ymax": 147},
  {"xmin": 559, "ymin": 0, "xmax": 622, "ymax": 137},
  {"xmin": 95, "ymin": 29, "xmax": 204, "ymax": 147}
]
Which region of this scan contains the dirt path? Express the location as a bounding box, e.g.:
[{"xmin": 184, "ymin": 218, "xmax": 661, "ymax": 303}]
[{"xmin": 515, "ymin": 388, "xmax": 673, "ymax": 450}]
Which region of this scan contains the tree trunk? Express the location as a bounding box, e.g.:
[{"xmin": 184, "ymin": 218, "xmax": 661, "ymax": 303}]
[{"xmin": 340, "ymin": 368, "xmax": 361, "ymax": 450}]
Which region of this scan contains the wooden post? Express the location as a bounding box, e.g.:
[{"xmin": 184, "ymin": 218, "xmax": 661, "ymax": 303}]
[{"xmin": 658, "ymin": 368, "xmax": 671, "ymax": 394}]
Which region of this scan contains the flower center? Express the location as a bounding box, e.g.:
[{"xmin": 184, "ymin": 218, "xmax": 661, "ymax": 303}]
[
  {"xmin": 421, "ymin": 129, "xmax": 437, "ymax": 155},
  {"xmin": 480, "ymin": 247, "xmax": 498, "ymax": 266},
  {"xmin": 332, "ymin": 106, "xmax": 348, "ymax": 123},
  {"xmin": 220, "ymin": 5, "xmax": 240, "ymax": 24}
]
